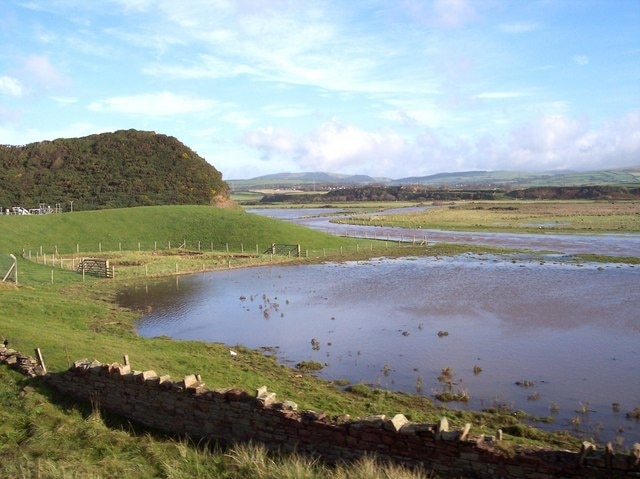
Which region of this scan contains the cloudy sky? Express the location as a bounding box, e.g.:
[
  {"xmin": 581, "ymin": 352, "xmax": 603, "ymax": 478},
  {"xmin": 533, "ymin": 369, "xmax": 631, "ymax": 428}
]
[{"xmin": 1, "ymin": 0, "xmax": 639, "ymax": 179}]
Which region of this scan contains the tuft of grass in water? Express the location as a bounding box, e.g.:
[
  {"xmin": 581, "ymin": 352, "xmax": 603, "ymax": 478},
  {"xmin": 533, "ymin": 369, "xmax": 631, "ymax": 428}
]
[
  {"xmin": 626, "ymin": 406, "xmax": 640, "ymax": 420},
  {"xmin": 295, "ymin": 360, "xmax": 324, "ymax": 372}
]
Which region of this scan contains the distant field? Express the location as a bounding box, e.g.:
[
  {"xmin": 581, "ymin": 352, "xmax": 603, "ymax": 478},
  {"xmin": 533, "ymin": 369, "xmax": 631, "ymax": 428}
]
[{"xmin": 334, "ymin": 200, "xmax": 640, "ymax": 233}]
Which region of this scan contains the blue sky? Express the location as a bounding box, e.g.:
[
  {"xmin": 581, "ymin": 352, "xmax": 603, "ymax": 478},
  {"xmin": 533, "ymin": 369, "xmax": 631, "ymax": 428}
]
[{"xmin": 1, "ymin": 0, "xmax": 639, "ymax": 180}]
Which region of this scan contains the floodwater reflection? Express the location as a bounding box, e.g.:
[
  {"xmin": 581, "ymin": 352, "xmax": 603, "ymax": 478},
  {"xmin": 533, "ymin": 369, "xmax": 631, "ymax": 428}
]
[{"xmin": 119, "ymin": 254, "xmax": 640, "ymax": 445}]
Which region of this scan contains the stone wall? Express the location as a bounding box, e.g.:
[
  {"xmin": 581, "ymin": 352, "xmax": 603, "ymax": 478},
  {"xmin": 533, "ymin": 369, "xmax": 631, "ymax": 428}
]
[{"xmin": 2, "ymin": 346, "xmax": 640, "ymax": 478}]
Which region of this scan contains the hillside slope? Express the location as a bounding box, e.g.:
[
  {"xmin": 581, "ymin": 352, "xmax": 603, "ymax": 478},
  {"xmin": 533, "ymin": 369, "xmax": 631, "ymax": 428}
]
[
  {"xmin": 0, "ymin": 205, "xmax": 350, "ymax": 254},
  {"xmin": 0, "ymin": 129, "xmax": 230, "ymax": 211}
]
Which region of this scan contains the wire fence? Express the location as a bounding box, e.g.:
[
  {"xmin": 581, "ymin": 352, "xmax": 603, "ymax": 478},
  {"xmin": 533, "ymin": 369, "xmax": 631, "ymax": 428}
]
[{"xmin": 9, "ymin": 237, "xmax": 431, "ymax": 286}]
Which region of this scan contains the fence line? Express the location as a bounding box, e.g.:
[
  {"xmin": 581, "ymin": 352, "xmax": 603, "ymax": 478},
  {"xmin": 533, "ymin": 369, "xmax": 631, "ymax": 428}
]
[{"xmin": 14, "ymin": 237, "xmax": 431, "ymax": 284}]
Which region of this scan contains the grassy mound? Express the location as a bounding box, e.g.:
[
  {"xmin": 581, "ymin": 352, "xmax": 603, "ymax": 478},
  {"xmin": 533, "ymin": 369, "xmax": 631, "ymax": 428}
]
[{"xmin": 0, "ymin": 205, "xmax": 349, "ymax": 254}]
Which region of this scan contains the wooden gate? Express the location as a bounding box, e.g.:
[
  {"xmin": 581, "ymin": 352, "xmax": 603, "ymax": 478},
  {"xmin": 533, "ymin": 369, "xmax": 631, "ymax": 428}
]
[
  {"xmin": 77, "ymin": 258, "xmax": 113, "ymax": 278},
  {"xmin": 265, "ymin": 244, "xmax": 301, "ymax": 257}
]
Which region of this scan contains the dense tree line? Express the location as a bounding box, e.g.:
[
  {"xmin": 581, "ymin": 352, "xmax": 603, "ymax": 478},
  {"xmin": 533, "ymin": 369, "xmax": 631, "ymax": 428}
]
[
  {"xmin": 260, "ymin": 186, "xmax": 502, "ymax": 204},
  {"xmin": 260, "ymin": 184, "xmax": 640, "ymax": 204},
  {"xmin": 0, "ymin": 129, "xmax": 230, "ymax": 211},
  {"xmin": 506, "ymin": 185, "xmax": 640, "ymax": 200}
]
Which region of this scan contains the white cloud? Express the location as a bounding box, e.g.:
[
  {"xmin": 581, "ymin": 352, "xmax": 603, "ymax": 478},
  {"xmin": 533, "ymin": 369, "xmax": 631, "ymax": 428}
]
[
  {"xmin": 472, "ymin": 91, "xmax": 530, "ymax": 100},
  {"xmin": 243, "ymin": 126, "xmax": 298, "ymax": 159},
  {"xmin": 142, "ymin": 54, "xmax": 258, "ymax": 80},
  {"xmin": 51, "ymin": 96, "xmax": 78, "ymax": 105},
  {"xmin": 262, "ymin": 104, "xmax": 315, "ymax": 118},
  {"xmin": 22, "ymin": 54, "xmax": 69, "ymax": 89},
  {"xmin": 0, "ymin": 122, "xmax": 98, "ymax": 146},
  {"xmin": 221, "ymin": 111, "xmax": 256, "ymax": 128},
  {"xmin": 573, "ymin": 54, "xmax": 589, "ymax": 66},
  {"xmin": 0, "ymin": 76, "xmax": 24, "ymax": 97},
  {"xmin": 243, "ymin": 120, "xmax": 413, "ymax": 175},
  {"xmin": 434, "ymin": 0, "xmax": 478, "ymax": 28},
  {"xmin": 498, "ymin": 22, "xmax": 539, "ymax": 34},
  {"xmin": 88, "ymin": 91, "xmax": 217, "ymax": 116},
  {"xmin": 484, "ymin": 111, "xmax": 640, "ymax": 171},
  {"xmin": 381, "ymin": 99, "xmax": 449, "ymax": 128},
  {"xmin": 402, "ymin": 0, "xmax": 478, "ymax": 28},
  {"xmin": 239, "ymin": 110, "xmax": 640, "ymax": 177},
  {"xmin": 134, "ymin": 2, "xmax": 435, "ymax": 97},
  {"xmin": 298, "ymin": 121, "xmax": 409, "ymax": 173}
]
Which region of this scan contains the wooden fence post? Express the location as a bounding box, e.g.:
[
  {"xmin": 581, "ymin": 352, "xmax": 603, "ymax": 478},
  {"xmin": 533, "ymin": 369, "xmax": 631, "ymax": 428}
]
[{"xmin": 35, "ymin": 348, "xmax": 47, "ymax": 375}]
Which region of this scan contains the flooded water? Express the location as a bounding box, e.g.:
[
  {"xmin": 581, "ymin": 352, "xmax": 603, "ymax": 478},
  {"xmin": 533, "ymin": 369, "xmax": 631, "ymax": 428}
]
[
  {"xmin": 247, "ymin": 207, "xmax": 640, "ymax": 257},
  {"xmin": 120, "ymin": 254, "xmax": 640, "ymax": 446}
]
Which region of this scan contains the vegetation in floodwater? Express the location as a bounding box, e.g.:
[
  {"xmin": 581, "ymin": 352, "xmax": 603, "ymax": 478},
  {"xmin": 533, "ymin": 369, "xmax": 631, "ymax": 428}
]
[
  {"xmin": 626, "ymin": 407, "xmax": 640, "ymax": 420},
  {"xmin": 515, "ymin": 380, "xmax": 535, "ymax": 388},
  {"xmin": 333, "ymin": 200, "xmax": 640, "ymax": 234},
  {"xmin": 434, "ymin": 391, "xmax": 470, "ymax": 403},
  {"xmin": 295, "ymin": 360, "xmax": 324, "ymax": 372}
]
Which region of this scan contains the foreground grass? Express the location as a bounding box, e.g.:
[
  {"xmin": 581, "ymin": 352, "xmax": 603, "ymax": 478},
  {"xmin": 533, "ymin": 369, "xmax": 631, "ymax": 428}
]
[
  {"xmin": 1, "ymin": 368, "xmax": 434, "ymax": 478},
  {"xmin": 0, "ymin": 205, "xmax": 589, "ymax": 476},
  {"xmin": 334, "ymin": 200, "xmax": 640, "ymax": 233}
]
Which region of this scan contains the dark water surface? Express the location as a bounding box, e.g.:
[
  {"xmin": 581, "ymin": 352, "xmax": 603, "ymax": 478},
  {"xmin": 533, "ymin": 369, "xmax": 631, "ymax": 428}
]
[{"xmin": 121, "ymin": 254, "xmax": 640, "ymax": 445}]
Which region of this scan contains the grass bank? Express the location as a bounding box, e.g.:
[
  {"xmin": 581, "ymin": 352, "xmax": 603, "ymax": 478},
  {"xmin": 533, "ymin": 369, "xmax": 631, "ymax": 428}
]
[{"xmin": 0, "ymin": 205, "xmax": 584, "ymax": 477}]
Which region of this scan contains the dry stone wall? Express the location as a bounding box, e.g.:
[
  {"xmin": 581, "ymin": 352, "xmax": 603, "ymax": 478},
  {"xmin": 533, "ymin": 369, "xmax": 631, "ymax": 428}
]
[{"xmin": 2, "ymin": 346, "xmax": 640, "ymax": 478}]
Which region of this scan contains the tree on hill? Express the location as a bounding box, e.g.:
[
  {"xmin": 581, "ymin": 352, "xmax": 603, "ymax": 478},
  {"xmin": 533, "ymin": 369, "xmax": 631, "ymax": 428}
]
[{"xmin": 0, "ymin": 129, "xmax": 231, "ymax": 211}]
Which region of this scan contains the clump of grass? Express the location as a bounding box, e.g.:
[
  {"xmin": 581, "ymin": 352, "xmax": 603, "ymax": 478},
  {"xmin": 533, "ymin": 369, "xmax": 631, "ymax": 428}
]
[
  {"xmin": 437, "ymin": 367, "xmax": 453, "ymax": 385},
  {"xmin": 502, "ymin": 424, "xmax": 546, "ymax": 441},
  {"xmin": 515, "ymin": 380, "xmax": 535, "ymax": 388},
  {"xmin": 295, "ymin": 361, "xmax": 324, "ymax": 372},
  {"xmin": 434, "ymin": 390, "xmax": 470, "ymax": 403},
  {"xmin": 626, "ymin": 406, "xmax": 640, "ymax": 419},
  {"xmin": 527, "ymin": 392, "xmax": 541, "ymax": 401},
  {"xmin": 571, "ymin": 415, "xmax": 581, "ymax": 430},
  {"xmin": 576, "ymin": 401, "xmax": 592, "ymax": 415},
  {"xmin": 345, "ymin": 383, "xmax": 373, "ymax": 397},
  {"xmin": 484, "ymin": 400, "xmax": 515, "ymax": 415},
  {"xmin": 415, "ymin": 375, "xmax": 424, "ymax": 395},
  {"xmin": 225, "ymin": 442, "xmax": 434, "ymax": 479},
  {"xmin": 434, "ymin": 367, "xmax": 469, "ymax": 402}
]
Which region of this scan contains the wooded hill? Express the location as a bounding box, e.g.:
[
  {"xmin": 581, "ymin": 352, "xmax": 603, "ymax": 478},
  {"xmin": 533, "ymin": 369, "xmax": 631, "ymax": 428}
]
[{"xmin": 0, "ymin": 129, "xmax": 230, "ymax": 211}]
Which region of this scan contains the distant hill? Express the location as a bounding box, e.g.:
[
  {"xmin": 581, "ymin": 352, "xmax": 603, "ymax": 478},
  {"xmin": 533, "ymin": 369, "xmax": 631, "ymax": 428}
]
[
  {"xmin": 229, "ymin": 172, "xmax": 389, "ymax": 190},
  {"xmin": 0, "ymin": 129, "xmax": 230, "ymax": 211},
  {"xmin": 395, "ymin": 168, "xmax": 640, "ymax": 187},
  {"xmin": 231, "ymin": 167, "xmax": 640, "ymax": 191}
]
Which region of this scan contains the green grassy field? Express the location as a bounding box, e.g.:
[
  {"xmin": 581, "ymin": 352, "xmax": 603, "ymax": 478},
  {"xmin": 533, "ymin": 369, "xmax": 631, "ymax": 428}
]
[
  {"xmin": 0, "ymin": 205, "xmax": 584, "ymax": 477},
  {"xmin": 0, "ymin": 205, "xmax": 354, "ymax": 255}
]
